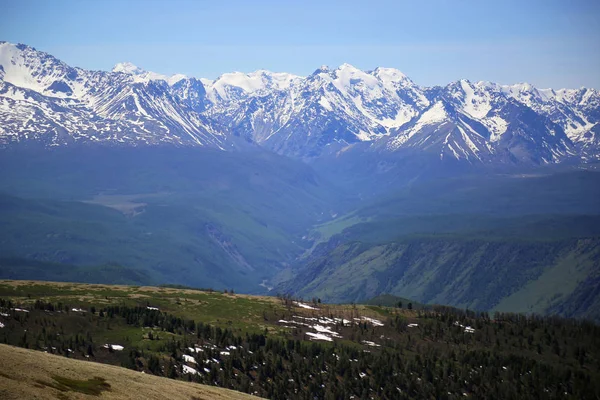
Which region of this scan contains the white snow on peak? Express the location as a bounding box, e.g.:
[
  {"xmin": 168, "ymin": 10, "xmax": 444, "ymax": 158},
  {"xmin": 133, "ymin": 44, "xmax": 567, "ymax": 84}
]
[
  {"xmin": 414, "ymin": 101, "xmax": 448, "ymax": 126},
  {"xmin": 490, "ymin": 82, "xmax": 598, "ymax": 140},
  {"xmin": 133, "ymin": 71, "xmax": 189, "ymax": 86},
  {"xmin": 537, "ymin": 88, "xmax": 557, "ymax": 101},
  {"xmin": 1, "ymin": 40, "xmax": 597, "ymax": 156},
  {"xmin": 486, "ymin": 116, "xmax": 509, "ymax": 140},
  {"xmin": 112, "ymin": 62, "xmax": 188, "ymax": 86},
  {"xmin": 512, "ymin": 82, "xmax": 536, "ymax": 92},
  {"xmin": 445, "ymin": 80, "xmax": 509, "ymax": 139},
  {"xmin": 207, "ymin": 70, "xmax": 301, "ymax": 102},
  {"xmin": 499, "ymin": 83, "xmax": 544, "ymax": 107},
  {"xmin": 0, "ymin": 42, "xmax": 69, "ymax": 94},
  {"xmin": 167, "ymin": 73, "xmax": 187, "ymax": 85},
  {"xmin": 372, "ymin": 67, "xmax": 408, "ymax": 84},
  {"xmin": 333, "ymin": 63, "xmax": 380, "ymax": 92},
  {"xmin": 312, "ymin": 63, "xmax": 422, "ymax": 132},
  {"xmin": 387, "ymin": 101, "xmax": 449, "ymax": 150},
  {"xmin": 459, "ymin": 80, "xmax": 492, "ymax": 119},
  {"xmin": 338, "ymin": 63, "xmax": 356, "ymax": 69},
  {"xmin": 497, "ymin": 82, "xmax": 569, "ymax": 108},
  {"xmin": 373, "ymin": 67, "xmax": 429, "ymax": 108},
  {"xmin": 112, "ymin": 62, "xmax": 145, "ymax": 75}
]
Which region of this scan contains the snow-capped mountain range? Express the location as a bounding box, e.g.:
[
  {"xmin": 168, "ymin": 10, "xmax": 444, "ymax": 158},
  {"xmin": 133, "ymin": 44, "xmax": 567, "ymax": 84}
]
[{"xmin": 1, "ymin": 41, "xmax": 598, "ymax": 164}]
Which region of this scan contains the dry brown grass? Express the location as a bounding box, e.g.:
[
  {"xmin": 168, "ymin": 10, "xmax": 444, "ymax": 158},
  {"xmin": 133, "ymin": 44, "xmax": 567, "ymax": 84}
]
[
  {"xmin": 0, "ymin": 279, "xmax": 281, "ymax": 305},
  {"xmin": 0, "ymin": 344, "xmax": 259, "ymax": 400}
]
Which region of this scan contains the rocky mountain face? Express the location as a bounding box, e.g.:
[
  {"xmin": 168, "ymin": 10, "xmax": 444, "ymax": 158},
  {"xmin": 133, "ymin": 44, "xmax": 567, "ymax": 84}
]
[
  {"xmin": 1, "ymin": 41, "xmax": 598, "ymax": 164},
  {"xmin": 0, "ymin": 42, "xmax": 226, "ymax": 149}
]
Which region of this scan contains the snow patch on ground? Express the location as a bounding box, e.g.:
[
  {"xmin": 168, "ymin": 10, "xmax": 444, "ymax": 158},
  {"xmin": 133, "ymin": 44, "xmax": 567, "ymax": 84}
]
[
  {"xmin": 312, "ymin": 325, "xmax": 342, "ymax": 338},
  {"xmin": 183, "ymin": 354, "xmax": 196, "ymax": 364},
  {"xmin": 294, "ymin": 302, "xmax": 318, "ymax": 310},
  {"xmin": 103, "ymin": 344, "xmax": 124, "ymax": 351},
  {"xmin": 362, "ymin": 340, "xmax": 380, "ymax": 347},
  {"xmin": 306, "ymin": 332, "xmax": 333, "ymax": 341},
  {"xmin": 356, "ymin": 317, "xmax": 385, "ymax": 327},
  {"xmin": 454, "ymin": 321, "xmax": 476, "ymax": 333},
  {"xmin": 183, "ymin": 365, "xmax": 199, "ymax": 375}
]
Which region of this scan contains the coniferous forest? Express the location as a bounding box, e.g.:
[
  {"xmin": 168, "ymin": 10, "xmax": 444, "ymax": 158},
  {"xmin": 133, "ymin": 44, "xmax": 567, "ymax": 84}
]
[{"xmin": 1, "ymin": 292, "xmax": 599, "ymax": 400}]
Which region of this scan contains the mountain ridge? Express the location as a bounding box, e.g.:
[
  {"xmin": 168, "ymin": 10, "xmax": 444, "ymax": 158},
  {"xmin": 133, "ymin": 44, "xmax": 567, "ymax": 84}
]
[{"xmin": 1, "ymin": 41, "xmax": 598, "ymax": 163}]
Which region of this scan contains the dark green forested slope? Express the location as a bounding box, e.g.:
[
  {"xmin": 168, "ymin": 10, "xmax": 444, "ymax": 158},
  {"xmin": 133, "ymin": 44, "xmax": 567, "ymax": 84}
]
[
  {"xmin": 279, "ymin": 235, "xmax": 600, "ymax": 320},
  {"xmin": 0, "ymin": 147, "xmax": 345, "ymax": 292},
  {"xmin": 0, "ymin": 188, "xmax": 313, "ymax": 292},
  {"xmin": 0, "ymin": 258, "xmax": 152, "ymax": 285},
  {"xmin": 1, "ymin": 293, "xmax": 599, "ymax": 399},
  {"xmin": 278, "ymin": 171, "xmax": 600, "ymax": 321}
]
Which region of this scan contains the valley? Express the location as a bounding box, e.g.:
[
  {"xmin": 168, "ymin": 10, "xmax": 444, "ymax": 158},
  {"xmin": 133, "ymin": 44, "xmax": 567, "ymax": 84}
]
[{"xmin": 1, "ymin": 147, "xmax": 599, "ymax": 321}]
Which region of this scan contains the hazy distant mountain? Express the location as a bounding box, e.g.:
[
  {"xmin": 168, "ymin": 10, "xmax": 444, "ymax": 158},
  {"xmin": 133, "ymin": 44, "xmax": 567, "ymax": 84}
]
[{"xmin": 1, "ymin": 41, "xmax": 598, "ymax": 163}]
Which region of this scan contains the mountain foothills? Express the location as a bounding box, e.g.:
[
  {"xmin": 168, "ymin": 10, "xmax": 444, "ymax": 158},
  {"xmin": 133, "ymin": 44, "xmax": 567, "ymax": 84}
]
[{"xmin": 1, "ymin": 41, "xmax": 600, "ymax": 322}]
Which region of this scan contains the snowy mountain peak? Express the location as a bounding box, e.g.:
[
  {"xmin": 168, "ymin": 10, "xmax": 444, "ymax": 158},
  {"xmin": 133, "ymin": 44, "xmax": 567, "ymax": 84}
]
[
  {"xmin": 337, "ymin": 63, "xmax": 359, "ymax": 71},
  {"xmin": 513, "ymin": 82, "xmax": 536, "ymax": 92},
  {"xmin": 312, "ymin": 65, "xmax": 330, "ymax": 75},
  {"xmin": 0, "ymin": 41, "xmax": 598, "ymax": 163},
  {"xmin": 334, "ymin": 63, "xmax": 379, "ymax": 89},
  {"xmin": 206, "ymin": 70, "xmax": 300, "ymax": 103},
  {"xmin": 111, "ymin": 62, "xmax": 187, "ymax": 86},
  {"xmin": 112, "ymin": 62, "xmax": 145, "ymax": 75},
  {"xmin": 372, "ymin": 67, "xmax": 408, "ymax": 82},
  {"xmin": 0, "ymin": 41, "xmax": 75, "ymax": 95}
]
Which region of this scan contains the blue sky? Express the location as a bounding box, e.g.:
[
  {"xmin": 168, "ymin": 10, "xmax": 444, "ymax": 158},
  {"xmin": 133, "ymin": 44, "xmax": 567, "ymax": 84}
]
[{"xmin": 1, "ymin": 0, "xmax": 599, "ymax": 88}]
